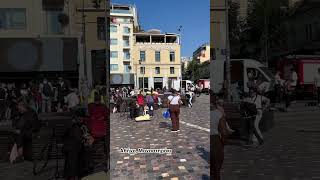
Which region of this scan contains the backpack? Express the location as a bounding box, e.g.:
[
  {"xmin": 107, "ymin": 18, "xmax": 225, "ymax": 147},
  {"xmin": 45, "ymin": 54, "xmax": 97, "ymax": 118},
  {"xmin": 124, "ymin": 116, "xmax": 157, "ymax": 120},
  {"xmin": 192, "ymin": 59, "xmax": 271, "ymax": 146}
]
[
  {"xmin": 240, "ymin": 96, "xmax": 258, "ymax": 116},
  {"xmin": 147, "ymin": 95, "xmax": 154, "ymax": 104},
  {"xmin": 43, "ymin": 83, "xmax": 53, "ymax": 97}
]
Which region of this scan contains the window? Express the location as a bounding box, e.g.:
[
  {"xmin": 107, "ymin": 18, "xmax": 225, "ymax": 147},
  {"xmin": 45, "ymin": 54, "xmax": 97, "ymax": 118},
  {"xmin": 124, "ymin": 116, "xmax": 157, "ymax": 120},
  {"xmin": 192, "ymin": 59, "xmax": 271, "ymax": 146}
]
[
  {"xmin": 155, "ymin": 51, "xmax": 160, "ymax": 62},
  {"xmin": 123, "ymin": 36, "xmax": 130, "ymax": 47},
  {"xmin": 123, "ymin": 50, "xmax": 130, "ymax": 60},
  {"xmin": 47, "ymin": 10, "xmax": 63, "ymax": 34},
  {"xmin": 170, "ymin": 51, "xmax": 175, "ymax": 62},
  {"xmin": 124, "ymin": 65, "xmax": 131, "ymax": 73},
  {"xmin": 155, "ymin": 67, "xmax": 160, "ymax": 74},
  {"xmin": 140, "ymin": 51, "xmax": 146, "ymax": 62},
  {"xmin": 97, "ymin": 17, "xmax": 106, "ymax": 40},
  {"xmin": 110, "ymin": 38, "xmax": 118, "ymax": 45},
  {"xmin": 170, "ymin": 67, "xmax": 175, "ymax": 74},
  {"xmin": 122, "ymin": 18, "xmax": 131, "ymax": 23},
  {"xmin": 140, "ymin": 67, "xmax": 145, "ymax": 74},
  {"xmin": 110, "ymin": 51, "xmax": 118, "ymax": 59},
  {"xmin": 110, "ymin": 64, "xmax": 119, "ymax": 71},
  {"xmin": 110, "ymin": 25, "xmax": 117, "ymax": 32},
  {"xmin": 0, "ymin": 8, "xmax": 26, "ymax": 30},
  {"xmin": 123, "ymin": 27, "xmax": 130, "ymax": 34}
]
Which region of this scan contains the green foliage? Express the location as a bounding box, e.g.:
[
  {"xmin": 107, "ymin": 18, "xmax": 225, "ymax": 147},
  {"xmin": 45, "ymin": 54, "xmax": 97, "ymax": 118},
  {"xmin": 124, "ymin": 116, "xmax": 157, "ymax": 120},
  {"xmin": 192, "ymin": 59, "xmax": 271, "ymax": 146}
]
[
  {"xmin": 183, "ymin": 60, "xmax": 210, "ymax": 81},
  {"xmin": 230, "ymin": 0, "xmax": 289, "ymax": 60}
]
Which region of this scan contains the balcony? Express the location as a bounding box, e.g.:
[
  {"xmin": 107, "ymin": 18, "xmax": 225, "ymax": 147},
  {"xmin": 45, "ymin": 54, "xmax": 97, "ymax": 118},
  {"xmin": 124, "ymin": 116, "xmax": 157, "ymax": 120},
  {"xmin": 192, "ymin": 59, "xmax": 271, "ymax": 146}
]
[
  {"xmin": 42, "ymin": 0, "xmax": 64, "ymax": 10},
  {"xmin": 111, "ymin": 9, "xmax": 132, "ymax": 14}
]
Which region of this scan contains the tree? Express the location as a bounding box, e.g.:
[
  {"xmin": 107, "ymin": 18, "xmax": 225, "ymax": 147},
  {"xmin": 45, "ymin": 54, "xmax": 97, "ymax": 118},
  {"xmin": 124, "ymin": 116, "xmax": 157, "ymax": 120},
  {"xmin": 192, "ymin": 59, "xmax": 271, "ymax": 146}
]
[
  {"xmin": 185, "ymin": 60, "xmax": 210, "ymax": 81},
  {"xmin": 231, "ymin": 0, "xmax": 289, "ymax": 62}
]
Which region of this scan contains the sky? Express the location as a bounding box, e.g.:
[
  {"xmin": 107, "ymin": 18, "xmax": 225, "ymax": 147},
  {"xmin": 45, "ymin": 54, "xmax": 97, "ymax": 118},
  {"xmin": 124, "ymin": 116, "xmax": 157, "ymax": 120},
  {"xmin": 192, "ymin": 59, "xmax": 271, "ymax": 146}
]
[{"xmin": 111, "ymin": 0, "xmax": 210, "ymax": 57}]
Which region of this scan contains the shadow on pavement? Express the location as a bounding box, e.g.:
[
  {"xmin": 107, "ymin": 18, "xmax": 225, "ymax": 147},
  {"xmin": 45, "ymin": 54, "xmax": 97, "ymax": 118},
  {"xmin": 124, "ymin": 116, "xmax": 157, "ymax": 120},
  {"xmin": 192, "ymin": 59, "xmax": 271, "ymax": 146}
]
[
  {"xmin": 196, "ymin": 145, "xmax": 209, "ymax": 164},
  {"xmin": 159, "ymin": 122, "xmax": 171, "ymax": 129}
]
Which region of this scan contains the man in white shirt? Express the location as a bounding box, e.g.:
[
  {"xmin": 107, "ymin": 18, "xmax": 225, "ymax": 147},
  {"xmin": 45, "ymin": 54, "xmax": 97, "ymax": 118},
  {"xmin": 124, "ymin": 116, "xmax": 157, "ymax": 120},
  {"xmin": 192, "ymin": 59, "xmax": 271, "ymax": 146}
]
[
  {"xmin": 314, "ymin": 68, "xmax": 320, "ymax": 106},
  {"xmin": 167, "ymin": 90, "xmax": 182, "ymax": 132},
  {"xmin": 243, "ymin": 89, "xmax": 270, "ymax": 146},
  {"xmin": 65, "ymin": 89, "xmax": 80, "ymax": 111}
]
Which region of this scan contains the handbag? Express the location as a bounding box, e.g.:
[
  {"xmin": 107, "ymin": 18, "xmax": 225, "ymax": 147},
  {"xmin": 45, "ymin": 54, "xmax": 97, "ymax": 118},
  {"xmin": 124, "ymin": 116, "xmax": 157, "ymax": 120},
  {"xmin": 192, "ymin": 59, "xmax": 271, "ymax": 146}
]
[
  {"xmin": 10, "ymin": 143, "xmax": 18, "ymax": 163},
  {"xmin": 162, "ymin": 109, "xmax": 170, "ymax": 119}
]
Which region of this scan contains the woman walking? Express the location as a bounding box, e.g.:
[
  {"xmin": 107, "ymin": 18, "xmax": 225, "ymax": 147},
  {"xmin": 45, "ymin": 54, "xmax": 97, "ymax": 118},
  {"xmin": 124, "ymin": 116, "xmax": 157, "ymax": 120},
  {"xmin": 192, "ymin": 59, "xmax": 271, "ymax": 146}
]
[
  {"xmin": 167, "ymin": 89, "xmax": 182, "ymax": 132},
  {"xmin": 210, "ymin": 94, "xmax": 228, "ymax": 180}
]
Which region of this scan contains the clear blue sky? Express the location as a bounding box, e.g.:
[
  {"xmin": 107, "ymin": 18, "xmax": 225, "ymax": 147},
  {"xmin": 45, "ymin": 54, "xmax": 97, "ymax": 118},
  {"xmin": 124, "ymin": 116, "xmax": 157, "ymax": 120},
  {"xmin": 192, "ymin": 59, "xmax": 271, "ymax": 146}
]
[{"xmin": 111, "ymin": 0, "xmax": 210, "ymax": 57}]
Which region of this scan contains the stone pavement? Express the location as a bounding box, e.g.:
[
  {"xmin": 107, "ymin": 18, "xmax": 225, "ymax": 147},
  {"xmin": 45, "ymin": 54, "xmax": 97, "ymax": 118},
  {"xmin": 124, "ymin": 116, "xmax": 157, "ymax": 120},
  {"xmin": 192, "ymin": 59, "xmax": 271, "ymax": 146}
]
[
  {"xmin": 110, "ymin": 95, "xmax": 210, "ymax": 180},
  {"xmin": 222, "ymin": 103, "xmax": 320, "ymax": 180}
]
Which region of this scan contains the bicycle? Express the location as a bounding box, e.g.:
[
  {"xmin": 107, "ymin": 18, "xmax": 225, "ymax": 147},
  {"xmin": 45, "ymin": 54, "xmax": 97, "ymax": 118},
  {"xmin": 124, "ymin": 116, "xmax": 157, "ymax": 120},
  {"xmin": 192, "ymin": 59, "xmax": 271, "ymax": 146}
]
[{"xmin": 33, "ymin": 124, "xmax": 65, "ymax": 179}]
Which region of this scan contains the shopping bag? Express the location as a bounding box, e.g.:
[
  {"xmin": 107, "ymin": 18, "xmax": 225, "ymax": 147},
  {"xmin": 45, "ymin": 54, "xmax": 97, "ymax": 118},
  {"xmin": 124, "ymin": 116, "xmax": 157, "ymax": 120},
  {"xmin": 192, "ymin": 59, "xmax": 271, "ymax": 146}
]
[
  {"xmin": 150, "ymin": 106, "xmax": 153, "ymax": 111},
  {"xmin": 162, "ymin": 109, "xmax": 170, "ymax": 119},
  {"xmin": 135, "ymin": 114, "xmax": 151, "ymax": 121},
  {"xmin": 113, "ymin": 107, "xmax": 117, "ymax": 114},
  {"xmin": 10, "ymin": 143, "xmax": 18, "ymax": 163}
]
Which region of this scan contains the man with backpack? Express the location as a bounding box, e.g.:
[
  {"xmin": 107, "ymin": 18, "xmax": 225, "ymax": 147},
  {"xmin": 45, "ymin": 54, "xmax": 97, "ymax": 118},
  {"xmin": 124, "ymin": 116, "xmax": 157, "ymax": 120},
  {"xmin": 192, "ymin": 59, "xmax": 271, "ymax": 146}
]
[
  {"xmin": 146, "ymin": 91, "xmax": 154, "ymax": 118},
  {"xmin": 242, "ymin": 89, "xmax": 269, "ymax": 146},
  {"xmin": 40, "ymin": 79, "xmax": 54, "ymax": 113}
]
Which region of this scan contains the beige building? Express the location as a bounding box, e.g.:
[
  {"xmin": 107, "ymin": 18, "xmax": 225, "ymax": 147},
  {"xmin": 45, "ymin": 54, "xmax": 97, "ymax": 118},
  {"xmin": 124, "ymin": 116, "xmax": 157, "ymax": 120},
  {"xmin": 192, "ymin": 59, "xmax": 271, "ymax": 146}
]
[
  {"xmin": 73, "ymin": 0, "xmax": 110, "ymax": 86},
  {"xmin": 109, "ymin": 4, "xmax": 139, "ymax": 87},
  {"xmin": 132, "ymin": 30, "xmax": 181, "ymax": 90},
  {"xmin": 181, "ymin": 57, "xmax": 192, "ymax": 72},
  {"xmin": 193, "ymin": 43, "xmax": 210, "ymax": 64},
  {"xmin": 0, "ymin": 0, "xmax": 80, "ymax": 85}
]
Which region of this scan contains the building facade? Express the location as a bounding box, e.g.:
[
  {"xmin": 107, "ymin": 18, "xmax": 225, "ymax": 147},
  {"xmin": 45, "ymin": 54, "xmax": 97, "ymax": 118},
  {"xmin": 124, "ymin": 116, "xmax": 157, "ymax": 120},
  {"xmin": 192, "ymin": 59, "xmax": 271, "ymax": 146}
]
[
  {"xmin": 193, "ymin": 43, "xmax": 210, "ymax": 64},
  {"xmin": 109, "ymin": 4, "xmax": 138, "ymax": 87},
  {"xmin": 73, "ymin": 0, "xmax": 111, "ymax": 87},
  {"xmin": 0, "ymin": 0, "xmax": 80, "ymax": 85},
  {"xmin": 132, "ymin": 30, "xmax": 181, "ymax": 90}
]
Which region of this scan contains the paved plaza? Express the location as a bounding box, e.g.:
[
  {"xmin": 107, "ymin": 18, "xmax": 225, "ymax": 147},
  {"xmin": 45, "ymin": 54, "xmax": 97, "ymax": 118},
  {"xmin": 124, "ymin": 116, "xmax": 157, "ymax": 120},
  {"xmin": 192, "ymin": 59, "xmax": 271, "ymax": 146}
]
[
  {"xmin": 110, "ymin": 95, "xmax": 210, "ymax": 180},
  {"xmin": 223, "ymin": 103, "xmax": 320, "ymax": 180}
]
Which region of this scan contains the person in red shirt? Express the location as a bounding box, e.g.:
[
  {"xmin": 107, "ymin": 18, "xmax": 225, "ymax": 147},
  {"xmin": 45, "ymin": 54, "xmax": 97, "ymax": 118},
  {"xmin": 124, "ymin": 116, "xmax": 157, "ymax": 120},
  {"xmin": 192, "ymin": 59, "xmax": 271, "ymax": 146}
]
[
  {"xmin": 136, "ymin": 91, "xmax": 145, "ymax": 116},
  {"xmin": 87, "ymin": 92, "xmax": 108, "ymax": 139}
]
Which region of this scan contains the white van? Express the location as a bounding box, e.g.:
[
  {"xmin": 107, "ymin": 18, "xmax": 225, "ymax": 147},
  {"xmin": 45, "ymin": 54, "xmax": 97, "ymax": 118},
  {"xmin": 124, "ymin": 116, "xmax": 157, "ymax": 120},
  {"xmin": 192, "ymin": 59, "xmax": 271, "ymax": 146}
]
[{"xmin": 211, "ymin": 59, "xmax": 274, "ymax": 97}]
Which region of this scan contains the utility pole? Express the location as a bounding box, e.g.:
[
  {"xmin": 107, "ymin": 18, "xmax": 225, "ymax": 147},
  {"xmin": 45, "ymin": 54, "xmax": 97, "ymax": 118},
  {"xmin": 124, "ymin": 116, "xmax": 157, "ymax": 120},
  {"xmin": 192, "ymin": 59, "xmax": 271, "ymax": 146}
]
[
  {"xmin": 104, "ymin": 0, "xmax": 110, "ymax": 172},
  {"xmin": 178, "ymin": 26, "xmax": 183, "ymax": 93},
  {"xmin": 264, "ymin": 1, "xmax": 269, "ymax": 67},
  {"xmin": 225, "ymin": 0, "xmax": 231, "ymax": 101},
  {"xmin": 82, "ymin": 0, "xmax": 87, "ymax": 80},
  {"xmin": 211, "ymin": 0, "xmax": 231, "ymax": 101}
]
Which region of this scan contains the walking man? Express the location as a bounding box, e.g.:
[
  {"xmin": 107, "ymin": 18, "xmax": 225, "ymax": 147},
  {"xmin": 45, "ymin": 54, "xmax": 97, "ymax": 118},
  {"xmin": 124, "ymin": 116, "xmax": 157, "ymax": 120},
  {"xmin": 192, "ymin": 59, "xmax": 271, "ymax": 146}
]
[
  {"xmin": 146, "ymin": 91, "xmax": 154, "ymax": 117},
  {"xmin": 40, "ymin": 79, "xmax": 53, "ymax": 113},
  {"xmin": 167, "ymin": 89, "xmax": 182, "ymax": 132},
  {"xmin": 244, "ymin": 89, "xmax": 270, "ymax": 146}
]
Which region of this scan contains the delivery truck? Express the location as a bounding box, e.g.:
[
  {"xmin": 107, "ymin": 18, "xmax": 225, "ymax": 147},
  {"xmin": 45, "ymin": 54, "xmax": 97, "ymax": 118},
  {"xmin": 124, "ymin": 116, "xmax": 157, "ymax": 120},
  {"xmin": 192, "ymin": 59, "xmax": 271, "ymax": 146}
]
[
  {"xmin": 211, "ymin": 59, "xmax": 274, "ymax": 100},
  {"xmin": 277, "ymin": 55, "xmax": 320, "ymax": 98}
]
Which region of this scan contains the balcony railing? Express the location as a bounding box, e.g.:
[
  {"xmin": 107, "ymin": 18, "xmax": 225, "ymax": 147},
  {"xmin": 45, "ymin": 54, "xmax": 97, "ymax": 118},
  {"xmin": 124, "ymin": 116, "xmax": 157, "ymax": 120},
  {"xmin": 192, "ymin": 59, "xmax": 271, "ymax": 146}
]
[{"xmin": 111, "ymin": 9, "xmax": 132, "ymax": 14}]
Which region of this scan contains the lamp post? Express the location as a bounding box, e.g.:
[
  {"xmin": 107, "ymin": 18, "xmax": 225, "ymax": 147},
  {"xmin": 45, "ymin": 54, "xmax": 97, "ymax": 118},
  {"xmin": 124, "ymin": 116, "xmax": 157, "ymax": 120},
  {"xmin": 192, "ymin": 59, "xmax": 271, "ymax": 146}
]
[{"xmin": 82, "ymin": 0, "xmax": 87, "ymax": 80}]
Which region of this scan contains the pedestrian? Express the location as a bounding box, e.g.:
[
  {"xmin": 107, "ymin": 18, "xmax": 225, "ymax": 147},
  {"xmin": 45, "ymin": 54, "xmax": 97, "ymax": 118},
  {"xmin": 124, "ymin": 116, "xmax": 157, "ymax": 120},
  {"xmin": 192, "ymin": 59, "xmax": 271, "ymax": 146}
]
[
  {"xmin": 40, "ymin": 78, "xmax": 53, "ymax": 113},
  {"xmin": 146, "ymin": 91, "xmax": 154, "ymax": 117},
  {"xmin": 65, "ymin": 89, "xmax": 80, "ymax": 112},
  {"xmin": 57, "ymin": 77, "xmax": 69, "ymax": 112},
  {"xmin": 136, "ymin": 91, "xmax": 145, "ymax": 116},
  {"xmin": 314, "ymin": 68, "xmax": 320, "ymax": 107},
  {"xmin": 186, "ymin": 91, "xmax": 193, "ymax": 108},
  {"xmin": 289, "ymin": 68, "xmax": 298, "ymax": 102},
  {"xmin": 0, "ymin": 83, "xmax": 8, "ymax": 120},
  {"xmin": 210, "ymin": 94, "xmax": 228, "ymax": 180},
  {"xmin": 13, "ymin": 100, "xmax": 40, "ymax": 162},
  {"xmin": 243, "ymin": 89, "xmax": 269, "ymax": 146},
  {"xmin": 167, "ymin": 89, "xmax": 182, "ymax": 132},
  {"xmin": 274, "ymin": 71, "xmax": 283, "ymax": 103}
]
